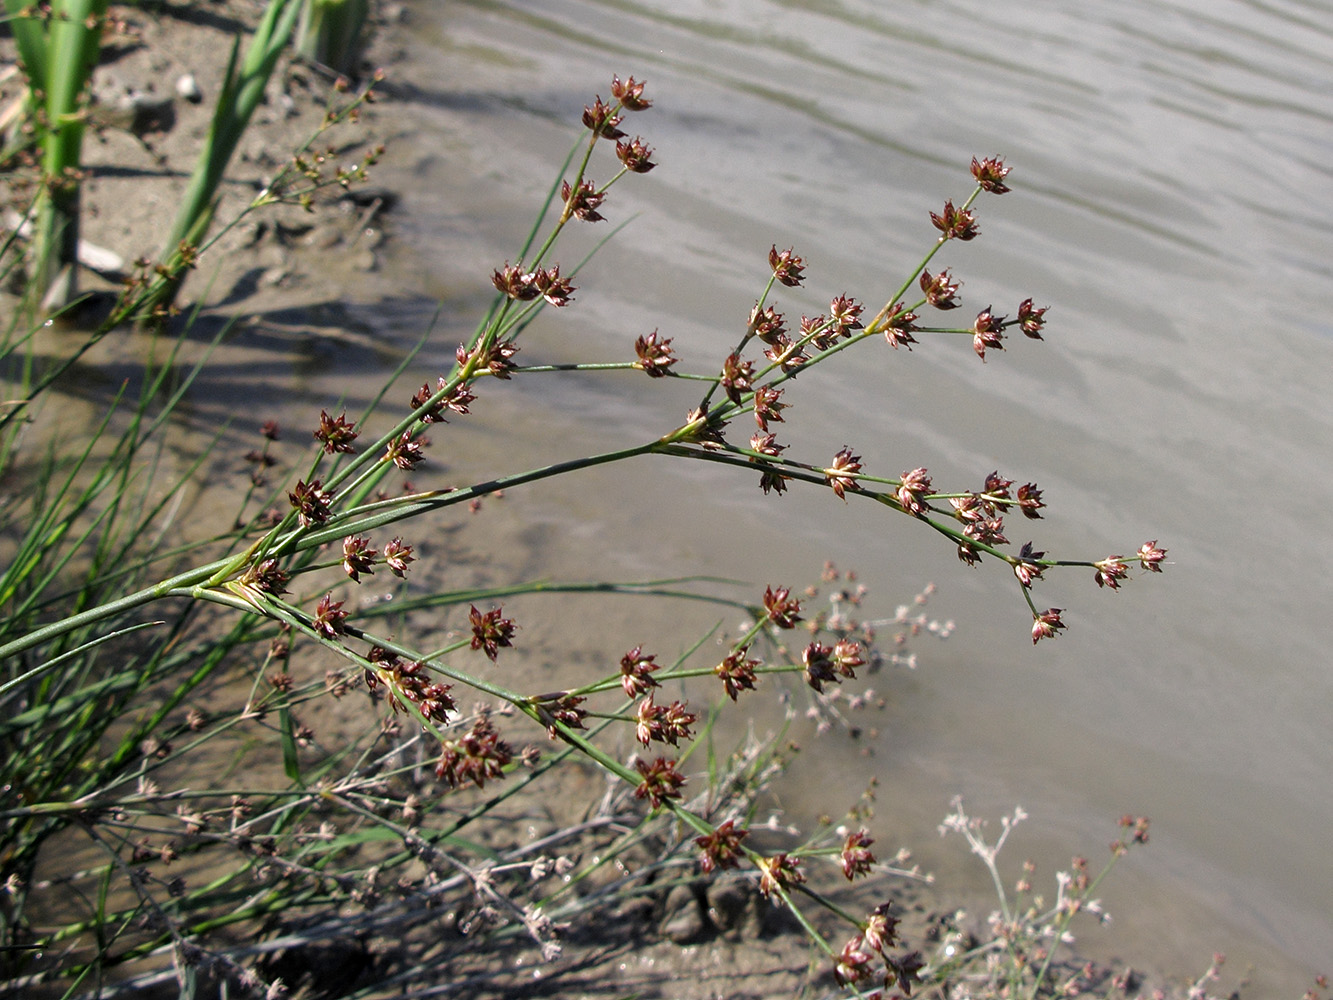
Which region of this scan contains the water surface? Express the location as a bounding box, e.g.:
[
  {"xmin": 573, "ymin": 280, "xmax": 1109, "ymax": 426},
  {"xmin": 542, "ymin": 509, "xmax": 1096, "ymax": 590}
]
[{"xmin": 359, "ymin": 0, "xmax": 1333, "ymax": 989}]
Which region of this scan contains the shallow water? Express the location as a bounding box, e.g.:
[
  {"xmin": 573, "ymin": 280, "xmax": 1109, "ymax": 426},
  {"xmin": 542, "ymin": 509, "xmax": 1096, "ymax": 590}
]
[{"xmin": 328, "ymin": 0, "xmax": 1333, "ymax": 990}]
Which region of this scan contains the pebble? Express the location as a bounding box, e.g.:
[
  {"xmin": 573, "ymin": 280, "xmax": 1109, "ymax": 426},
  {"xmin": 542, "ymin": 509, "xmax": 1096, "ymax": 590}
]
[
  {"xmin": 659, "ymin": 884, "xmax": 707, "ymax": 944},
  {"xmin": 705, "ymin": 879, "xmax": 768, "ymax": 941},
  {"xmin": 176, "ymin": 73, "xmax": 203, "ymax": 103}
]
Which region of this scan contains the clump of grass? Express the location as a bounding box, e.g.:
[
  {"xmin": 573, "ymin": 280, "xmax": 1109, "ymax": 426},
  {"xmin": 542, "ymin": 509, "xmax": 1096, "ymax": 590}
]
[
  {"xmin": 2, "ymin": 0, "xmax": 111, "ymax": 307},
  {"xmin": 295, "ymin": 0, "xmax": 371, "ymax": 76},
  {"xmin": 0, "ymin": 69, "xmax": 1210, "ymax": 999}
]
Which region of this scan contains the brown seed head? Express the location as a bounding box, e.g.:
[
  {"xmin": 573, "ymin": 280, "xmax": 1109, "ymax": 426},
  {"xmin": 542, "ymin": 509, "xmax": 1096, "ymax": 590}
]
[
  {"xmin": 768, "ymin": 245, "xmax": 806, "ymax": 287},
  {"xmin": 971, "ymin": 155, "xmax": 1012, "ymax": 194},
  {"xmin": 930, "ymin": 200, "xmax": 980, "ymax": 241}
]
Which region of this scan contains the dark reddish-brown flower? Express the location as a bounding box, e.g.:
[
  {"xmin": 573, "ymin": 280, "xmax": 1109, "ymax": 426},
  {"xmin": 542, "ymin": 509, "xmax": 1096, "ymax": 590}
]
[
  {"xmin": 768, "ymin": 245, "xmax": 806, "ymax": 287},
  {"xmin": 881, "ymin": 301, "xmax": 918, "ymax": 350},
  {"xmin": 825, "ymin": 447, "xmax": 863, "ymax": 500},
  {"xmin": 896, "ymin": 467, "xmax": 933, "ymax": 517},
  {"xmin": 633, "ymin": 756, "xmax": 685, "ymax": 810},
  {"xmin": 749, "ymin": 431, "xmax": 785, "ymax": 459},
  {"xmin": 762, "ymin": 585, "xmax": 802, "ymax": 629},
  {"xmin": 919, "ymin": 268, "xmax": 962, "ymax": 310},
  {"xmin": 615, "ymin": 135, "xmax": 656, "ymax": 172},
  {"xmin": 1014, "ymin": 542, "xmax": 1046, "ymax": 588},
  {"xmin": 833, "ymin": 638, "xmax": 865, "ymax": 677},
  {"xmin": 835, "ymin": 936, "xmax": 875, "ymax": 986},
  {"xmin": 696, "ymin": 818, "xmax": 748, "ymax": 873},
  {"xmin": 436, "ymin": 714, "xmax": 513, "ymax": 788},
  {"xmin": 458, "ymin": 339, "xmax": 520, "ymax": 379},
  {"xmin": 342, "ymin": 536, "xmax": 377, "ymax": 582},
  {"xmin": 949, "ymin": 493, "xmax": 984, "ymax": 523},
  {"xmin": 535, "ymin": 692, "xmax": 587, "ymax": 737},
  {"xmin": 802, "ymin": 641, "xmax": 838, "ymax": 692},
  {"xmin": 889, "ymin": 950, "xmax": 926, "ymax": 994},
  {"xmin": 383, "ymin": 537, "xmax": 414, "ymax": 577},
  {"xmin": 1016, "ymin": 482, "xmax": 1044, "ymax": 519},
  {"xmin": 841, "ymin": 829, "xmax": 876, "ymax": 880},
  {"xmin": 971, "ymin": 155, "xmax": 1012, "ymax": 194},
  {"xmin": 829, "ymin": 294, "xmax": 864, "ymax": 338},
  {"xmin": 715, "ymin": 646, "xmax": 760, "ymax": 700},
  {"xmin": 620, "ymin": 645, "xmax": 660, "ymax": 698},
  {"xmin": 748, "ymin": 303, "xmax": 786, "ymax": 344},
  {"xmin": 862, "ymin": 903, "xmax": 901, "ymax": 953},
  {"xmin": 312, "ymin": 593, "xmax": 349, "ymax": 639},
  {"xmin": 532, "ymin": 263, "xmax": 576, "ymax": 306},
  {"xmin": 1138, "ymin": 540, "xmax": 1167, "ymax": 572},
  {"xmin": 802, "ymin": 313, "xmax": 838, "ymax": 352},
  {"xmin": 1031, "ymin": 607, "xmax": 1066, "ymax": 643},
  {"xmin": 682, "ymin": 406, "xmax": 729, "ymax": 448},
  {"xmin": 260, "ymin": 420, "xmax": 281, "ymax": 441},
  {"xmin": 377, "ymin": 655, "xmax": 455, "ymax": 726},
  {"xmin": 720, "ymin": 353, "xmax": 754, "ymax": 405},
  {"xmin": 634, "ymin": 329, "xmax": 677, "ymax": 377},
  {"xmin": 491, "ymin": 262, "xmax": 540, "ymax": 300},
  {"xmin": 763, "ymin": 334, "xmax": 809, "ymax": 373},
  {"xmin": 635, "ymin": 695, "xmax": 697, "ymax": 747},
  {"xmin": 930, "ymin": 200, "xmax": 980, "ymax": 241},
  {"xmin": 412, "ymin": 378, "xmax": 476, "ymax": 422},
  {"xmin": 561, "ymin": 178, "xmax": 605, "ymax": 222},
  {"xmin": 240, "ymin": 558, "xmax": 289, "ymax": 595},
  {"xmin": 758, "ymin": 467, "xmax": 788, "ymax": 496},
  {"xmin": 581, "ymin": 96, "xmax": 624, "ymax": 138},
  {"xmin": 288, "ymin": 478, "xmax": 333, "ymax": 527},
  {"xmin": 753, "ymin": 385, "xmax": 787, "ymax": 431},
  {"xmin": 756, "ymin": 852, "xmax": 804, "ymax": 897},
  {"xmin": 1017, "ymin": 297, "xmax": 1048, "ymax": 338},
  {"xmin": 1094, "ymin": 556, "xmax": 1129, "ymax": 590},
  {"xmin": 469, "ymin": 604, "xmax": 517, "ymax": 661},
  {"xmin": 385, "ymin": 432, "xmax": 425, "ymax": 471},
  {"xmin": 972, "ymin": 305, "xmax": 1006, "ymax": 361},
  {"xmin": 965, "ymin": 516, "xmax": 1009, "ymax": 547},
  {"xmin": 610, "ymin": 74, "xmax": 651, "ymax": 110},
  {"xmin": 985, "ymin": 470, "xmax": 1014, "ymax": 499},
  {"xmin": 314, "ymin": 410, "xmax": 358, "ymax": 454}
]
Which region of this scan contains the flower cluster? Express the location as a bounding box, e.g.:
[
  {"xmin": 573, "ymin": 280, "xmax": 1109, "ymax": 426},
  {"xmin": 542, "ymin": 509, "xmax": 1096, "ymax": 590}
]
[
  {"xmin": 633, "ymin": 756, "xmax": 685, "ymax": 809},
  {"xmin": 695, "ymin": 818, "xmax": 749, "ymax": 873},
  {"xmin": 714, "ymin": 646, "xmax": 760, "ymax": 700},
  {"xmin": 435, "ymin": 713, "xmax": 514, "ymax": 789},
  {"xmin": 410, "ymin": 377, "xmax": 476, "ymax": 422},
  {"xmin": 633, "ymin": 695, "xmax": 696, "ymax": 747},
  {"xmin": 314, "ymin": 410, "xmax": 358, "ymax": 454},
  {"xmin": 619, "ymin": 645, "xmax": 660, "ymax": 697},
  {"xmin": 633, "ymin": 330, "xmax": 677, "ymax": 377},
  {"xmin": 288, "ymin": 478, "xmax": 332, "ymax": 526},
  {"xmin": 533, "ymin": 692, "xmax": 588, "ymax": 737},
  {"xmin": 756, "ymin": 852, "xmax": 804, "ymax": 897},
  {"xmin": 762, "ymin": 585, "xmax": 803, "ymax": 629},
  {"xmin": 834, "ymin": 902, "xmax": 925, "ymax": 994},
  {"xmin": 490, "ymin": 263, "xmax": 575, "ymax": 307},
  {"xmin": 468, "ymin": 605, "xmax": 517, "ymax": 661},
  {"xmin": 365, "ymin": 647, "xmax": 455, "ymax": 726}
]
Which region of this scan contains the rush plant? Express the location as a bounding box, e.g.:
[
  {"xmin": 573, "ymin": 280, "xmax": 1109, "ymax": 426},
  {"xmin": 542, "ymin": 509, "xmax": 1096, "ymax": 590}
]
[
  {"xmin": 2, "ymin": 0, "xmax": 110, "ymax": 307},
  {"xmin": 1, "ymin": 0, "xmax": 304, "ymax": 319},
  {"xmin": 1, "ymin": 73, "xmax": 1177, "ymax": 997}
]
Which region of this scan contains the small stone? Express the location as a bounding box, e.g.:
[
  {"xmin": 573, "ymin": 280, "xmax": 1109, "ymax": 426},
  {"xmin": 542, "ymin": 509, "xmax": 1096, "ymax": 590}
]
[
  {"xmin": 705, "ymin": 879, "xmax": 768, "ymax": 941},
  {"xmin": 659, "ymin": 884, "xmax": 707, "ymax": 944},
  {"xmin": 176, "ymin": 73, "xmax": 203, "ymax": 103}
]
